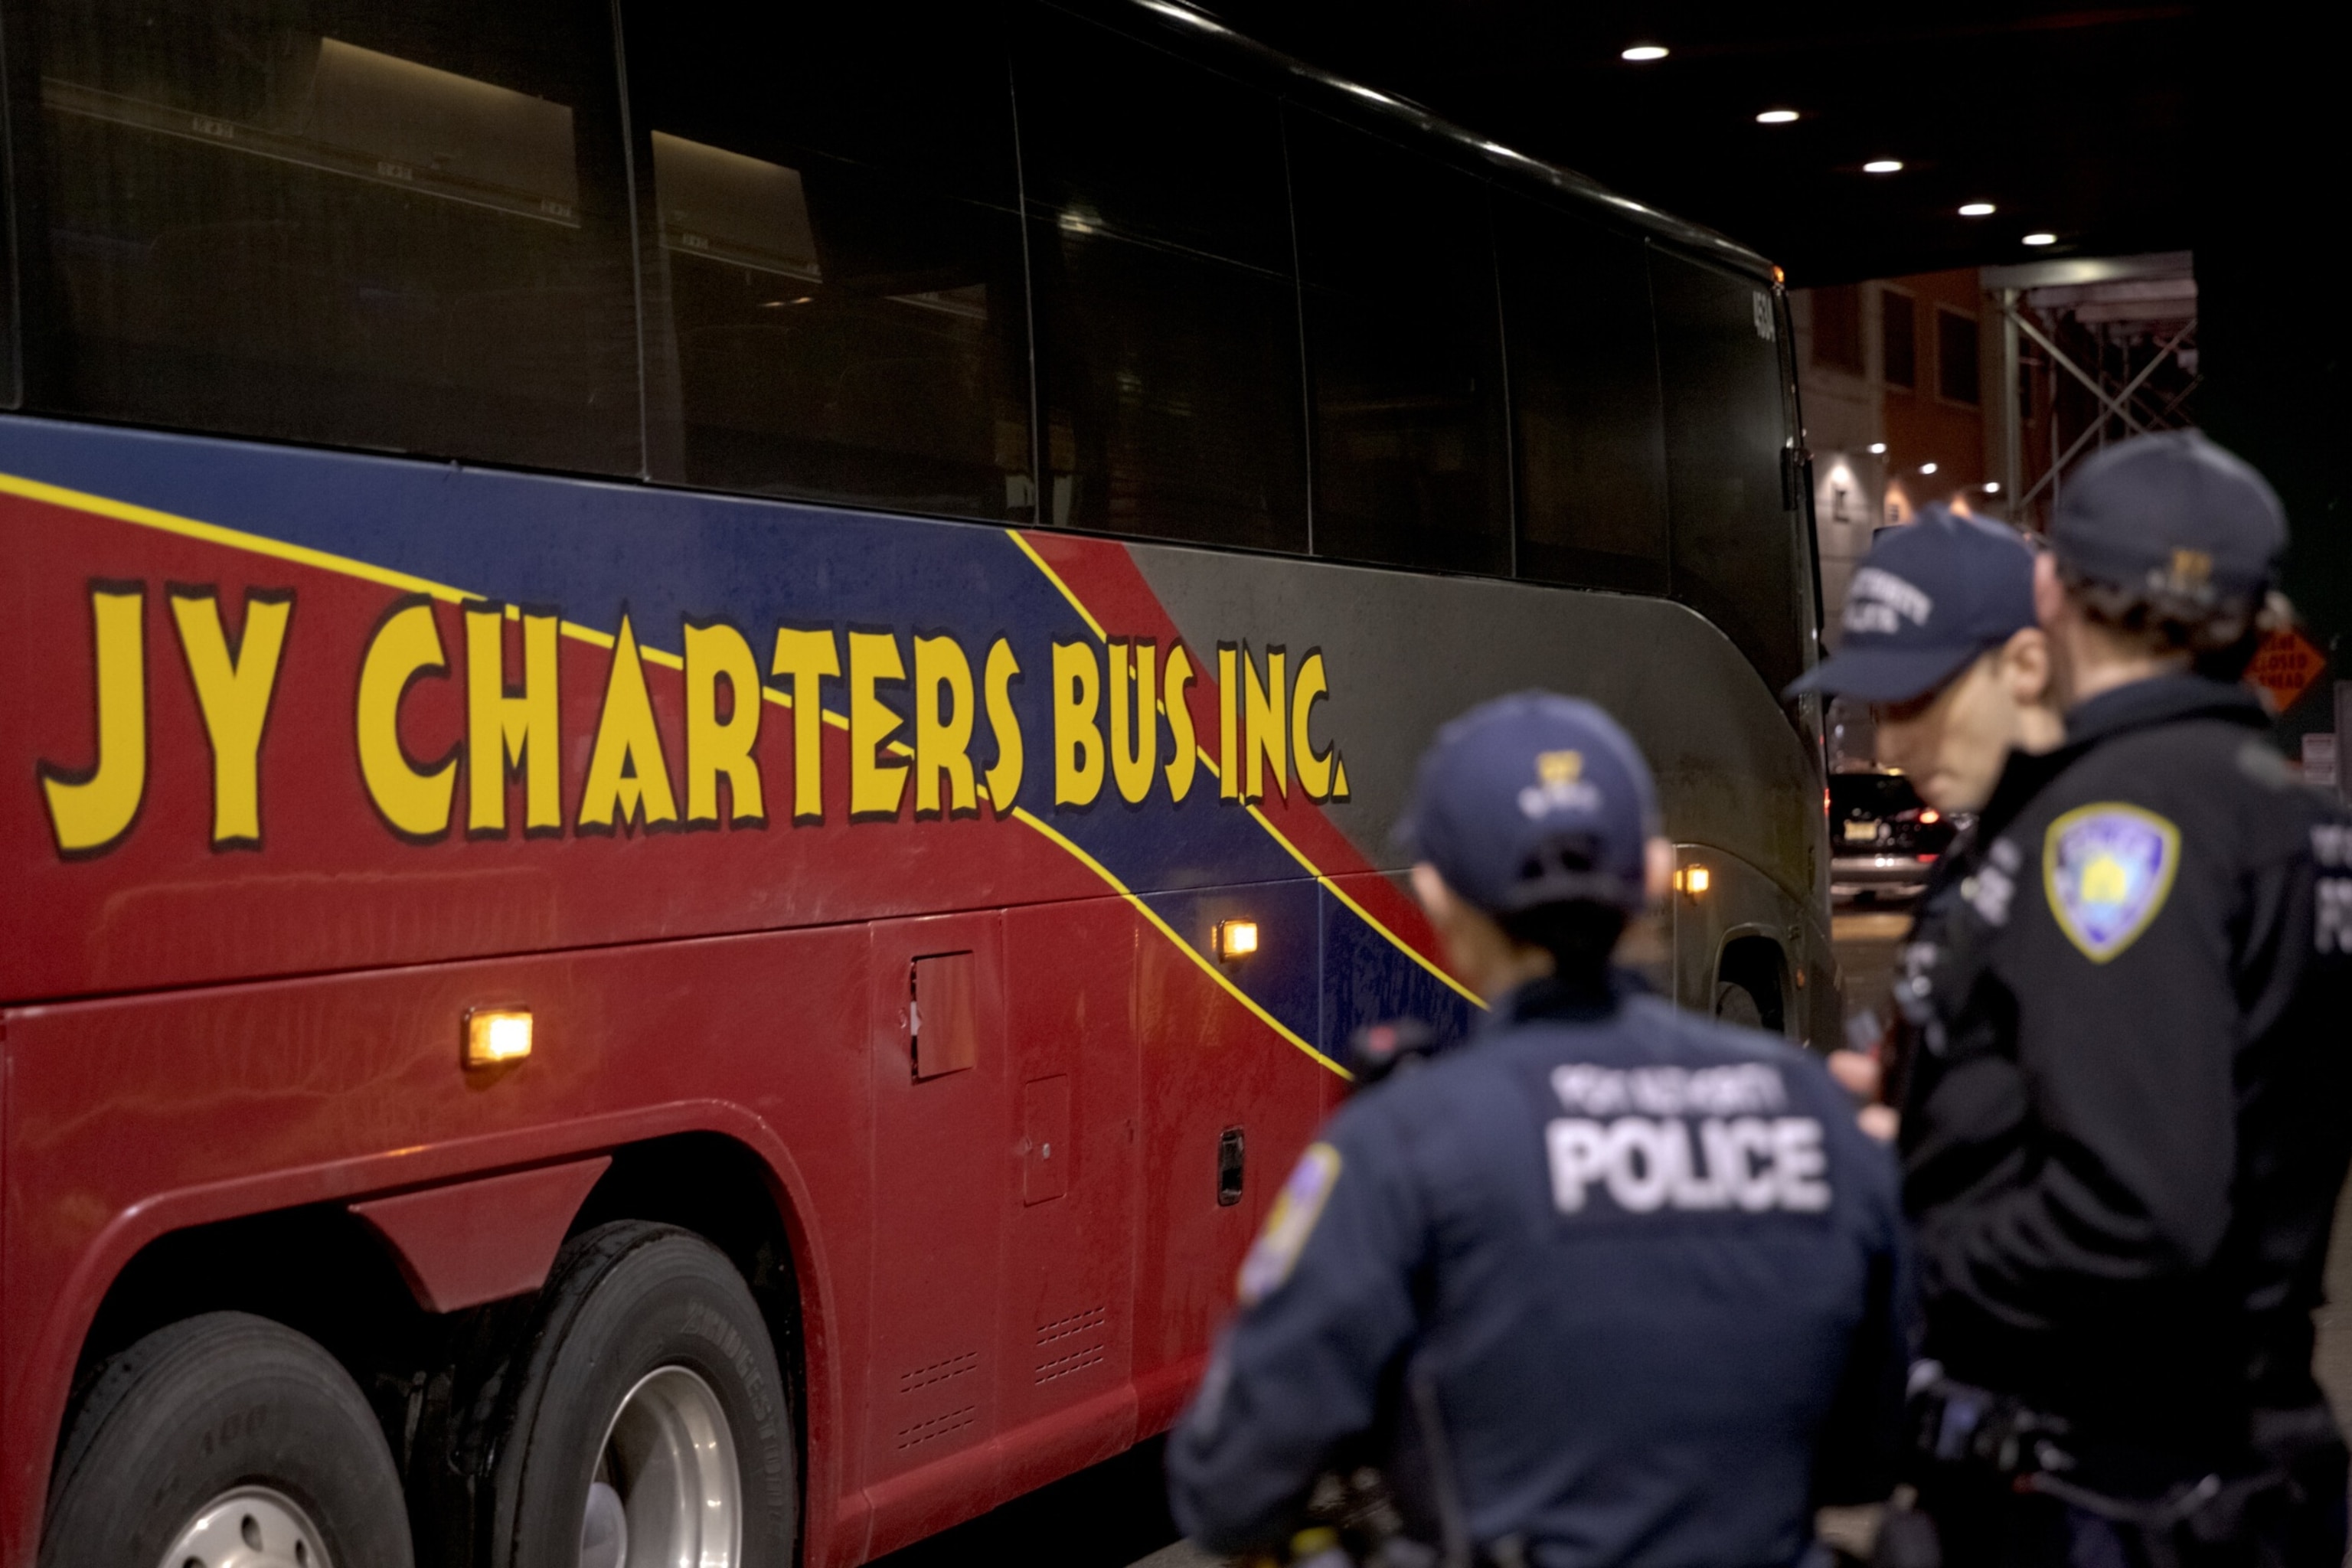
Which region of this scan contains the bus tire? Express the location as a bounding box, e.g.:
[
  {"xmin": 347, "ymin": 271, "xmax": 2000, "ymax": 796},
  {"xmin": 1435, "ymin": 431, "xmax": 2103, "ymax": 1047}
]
[
  {"xmin": 38, "ymin": 1311, "xmax": 413, "ymax": 1568},
  {"xmin": 489, "ymin": 1221, "xmax": 796, "ymax": 1568}
]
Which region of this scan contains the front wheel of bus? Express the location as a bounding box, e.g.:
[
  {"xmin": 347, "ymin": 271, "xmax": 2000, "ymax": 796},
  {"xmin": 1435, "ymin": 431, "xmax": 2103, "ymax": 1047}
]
[
  {"xmin": 38, "ymin": 1312, "xmax": 413, "ymax": 1568},
  {"xmin": 488, "ymin": 1222, "xmax": 795, "ymax": 1568}
]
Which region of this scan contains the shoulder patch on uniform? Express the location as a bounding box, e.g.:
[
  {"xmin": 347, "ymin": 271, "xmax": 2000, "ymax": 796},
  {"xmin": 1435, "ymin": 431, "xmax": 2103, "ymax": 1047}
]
[
  {"xmin": 1236, "ymin": 1142, "xmax": 1341, "ymax": 1307},
  {"xmin": 2043, "ymin": 803, "xmax": 2180, "ymax": 963}
]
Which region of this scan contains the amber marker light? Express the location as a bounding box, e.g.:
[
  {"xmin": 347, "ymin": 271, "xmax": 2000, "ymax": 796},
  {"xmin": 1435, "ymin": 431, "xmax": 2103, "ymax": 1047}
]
[
  {"xmin": 465, "ymin": 1007, "xmax": 534, "ymax": 1069},
  {"xmin": 1674, "ymin": 866, "xmax": 1712, "ymax": 897},
  {"xmin": 1214, "ymin": 920, "xmax": 1260, "ymax": 960}
]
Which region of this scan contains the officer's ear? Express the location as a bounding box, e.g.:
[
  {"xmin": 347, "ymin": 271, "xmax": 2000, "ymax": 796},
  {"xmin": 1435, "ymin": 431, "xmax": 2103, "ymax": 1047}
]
[
  {"xmin": 1410, "ymin": 862, "xmax": 1482, "ymax": 963},
  {"xmin": 1999, "ymin": 626, "xmax": 2054, "ymax": 707},
  {"xmin": 1645, "ymin": 837, "xmax": 1674, "ymax": 903},
  {"xmin": 2033, "ymin": 549, "xmax": 2070, "ymax": 632}
]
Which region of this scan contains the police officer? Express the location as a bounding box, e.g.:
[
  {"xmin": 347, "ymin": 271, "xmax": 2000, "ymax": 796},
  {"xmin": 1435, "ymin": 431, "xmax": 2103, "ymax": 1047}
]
[
  {"xmin": 1165, "ymin": 694, "xmax": 1909, "ymax": 1565},
  {"xmin": 1793, "ymin": 503, "xmax": 2064, "ymax": 819},
  {"xmin": 1877, "ymin": 433, "xmax": 2352, "ymax": 1565},
  {"xmin": 1785, "ymin": 505, "xmax": 2065, "ymax": 1127}
]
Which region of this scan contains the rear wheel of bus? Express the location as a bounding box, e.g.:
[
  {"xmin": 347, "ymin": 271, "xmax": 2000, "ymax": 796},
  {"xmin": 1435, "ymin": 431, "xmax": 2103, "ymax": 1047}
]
[
  {"xmin": 488, "ymin": 1221, "xmax": 796, "ymax": 1568},
  {"xmin": 38, "ymin": 1311, "xmax": 413, "ymax": 1568}
]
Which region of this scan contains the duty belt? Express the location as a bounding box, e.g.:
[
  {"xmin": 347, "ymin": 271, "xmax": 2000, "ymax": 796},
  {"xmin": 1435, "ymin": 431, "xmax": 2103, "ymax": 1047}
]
[{"xmin": 1904, "ymin": 1360, "xmax": 2312, "ymax": 1547}]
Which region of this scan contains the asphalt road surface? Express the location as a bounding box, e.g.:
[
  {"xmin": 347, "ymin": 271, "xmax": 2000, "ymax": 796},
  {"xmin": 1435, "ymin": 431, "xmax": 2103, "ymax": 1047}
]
[{"xmin": 866, "ymin": 1436, "xmax": 1197, "ymax": 1568}]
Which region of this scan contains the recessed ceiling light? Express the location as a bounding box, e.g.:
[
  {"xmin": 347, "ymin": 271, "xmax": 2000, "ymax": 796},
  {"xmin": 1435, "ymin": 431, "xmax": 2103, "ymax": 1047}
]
[
  {"xmin": 1919, "ymin": 462, "xmax": 1939, "ymax": 475},
  {"xmin": 1958, "ymin": 202, "xmax": 1996, "ymax": 217},
  {"xmin": 1621, "ymin": 43, "xmax": 1669, "ymax": 61},
  {"xmin": 1863, "ymin": 159, "xmax": 1904, "ymax": 175},
  {"xmin": 1867, "ymin": 443, "xmax": 1887, "ymax": 455},
  {"xmin": 2023, "ymin": 231, "xmax": 2057, "ymax": 247},
  {"xmin": 1756, "ymin": 109, "xmax": 1800, "ymax": 124}
]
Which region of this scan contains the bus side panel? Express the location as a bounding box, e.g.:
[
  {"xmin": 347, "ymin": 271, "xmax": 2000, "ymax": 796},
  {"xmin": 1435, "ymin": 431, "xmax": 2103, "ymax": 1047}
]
[
  {"xmin": 1131, "ymin": 880, "xmax": 1331, "ymax": 1431},
  {"xmin": 0, "ymin": 885, "xmax": 1343, "ymax": 1568},
  {"xmin": 1126, "ymin": 547, "xmax": 1828, "ymax": 989},
  {"xmin": 0, "ymin": 925, "xmax": 890, "ymax": 1568},
  {"xmin": 0, "ymin": 416, "xmax": 1459, "ymax": 1040}
]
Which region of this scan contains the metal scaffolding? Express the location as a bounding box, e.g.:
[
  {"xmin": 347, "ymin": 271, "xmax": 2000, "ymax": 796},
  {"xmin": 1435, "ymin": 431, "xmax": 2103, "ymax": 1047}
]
[{"xmin": 1983, "ymin": 252, "xmax": 2198, "ymax": 531}]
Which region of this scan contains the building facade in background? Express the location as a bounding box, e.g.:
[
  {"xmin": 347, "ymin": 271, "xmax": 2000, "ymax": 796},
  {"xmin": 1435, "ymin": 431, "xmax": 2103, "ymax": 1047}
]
[
  {"xmin": 1794, "ymin": 254, "xmax": 2201, "ymax": 773},
  {"xmin": 1795, "ymin": 253, "xmax": 2198, "ymax": 652}
]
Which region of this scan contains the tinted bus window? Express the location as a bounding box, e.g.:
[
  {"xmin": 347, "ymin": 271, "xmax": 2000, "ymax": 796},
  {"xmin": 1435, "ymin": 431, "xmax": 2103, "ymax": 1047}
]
[
  {"xmin": 626, "ymin": 2, "xmax": 1033, "ymax": 521},
  {"xmin": 1018, "ymin": 14, "xmax": 1305, "ymax": 550},
  {"xmin": 1289, "ymin": 113, "xmax": 1508, "ymax": 575},
  {"xmin": 14, "ymin": 0, "xmax": 639, "ymax": 474},
  {"xmin": 1651, "ymin": 248, "xmax": 1805, "ymax": 697},
  {"xmin": 1494, "ymin": 198, "xmax": 1668, "ymax": 593}
]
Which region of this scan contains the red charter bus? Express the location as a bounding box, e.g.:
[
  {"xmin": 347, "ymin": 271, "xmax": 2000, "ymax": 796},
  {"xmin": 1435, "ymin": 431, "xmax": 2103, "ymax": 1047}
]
[{"xmin": 0, "ymin": 1, "xmax": 1834, "ymax": 1561}]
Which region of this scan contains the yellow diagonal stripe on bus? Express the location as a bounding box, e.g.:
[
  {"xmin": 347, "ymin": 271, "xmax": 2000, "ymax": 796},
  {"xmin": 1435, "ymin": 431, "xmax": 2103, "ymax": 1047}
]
[
  {"xmin": 1004, "ymin": 525, "xmax": 1481, "ymax": 1010},
  {"xmin": 1008, "ymin": 529, "xmax": 1108, "ymax": 641},
  {"xmin": 0, "ymin": 468, "xmax": 475, "ymax": 601},
  {"xmin": 1246, "ymin": 803, "xmax": 1485, "ymax": 1009},
  {"xmin": 1011, "ymin": 807, "xmax": 1350, "ymax": 1080},
  {"xmin": 0, "ymin": 468, "xmax": 854, "ymax": 727}
]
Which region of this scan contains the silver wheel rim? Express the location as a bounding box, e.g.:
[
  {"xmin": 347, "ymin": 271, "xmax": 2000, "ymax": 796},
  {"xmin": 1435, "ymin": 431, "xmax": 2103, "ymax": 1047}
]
[
  {"xmin": 158, "ymin": 1485, "xmax": 331, "ymax": 1568},
  {"xmin": 580, "ymin": 1364, "xmax": 740, "ymax": 1568}
]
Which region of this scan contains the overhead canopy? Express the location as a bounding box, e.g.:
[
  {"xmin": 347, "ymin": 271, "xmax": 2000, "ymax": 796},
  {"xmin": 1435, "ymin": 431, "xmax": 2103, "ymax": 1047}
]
[{"xmin": 1200, "ymin": 2, "xmax": 2209, "ymax": 283}]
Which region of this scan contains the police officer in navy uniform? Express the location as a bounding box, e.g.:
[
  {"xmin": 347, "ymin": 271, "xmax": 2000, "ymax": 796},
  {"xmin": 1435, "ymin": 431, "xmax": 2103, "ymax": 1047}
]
[
  {"xmin": 1876, "ymin": 433, "xmax": 2352, "ymax": 1566},
  {"xmin": 1785, "ymin": 505, "xmax": 2064, "ymax": 1132},
  {"xmin": 1165, "ymin": 694, "xmax": 1909, "ymax": 1565}
]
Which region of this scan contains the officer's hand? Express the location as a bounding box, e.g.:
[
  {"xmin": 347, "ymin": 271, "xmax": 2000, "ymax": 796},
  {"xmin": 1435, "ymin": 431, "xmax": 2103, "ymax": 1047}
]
[
  {"xmin": 1828, "ymin": 1047, "xmax": 1880, "ymax": 1099},
  {"xmin": 1827, "ymin": 1050, "xmax": 1900, "ymax": 1143}
]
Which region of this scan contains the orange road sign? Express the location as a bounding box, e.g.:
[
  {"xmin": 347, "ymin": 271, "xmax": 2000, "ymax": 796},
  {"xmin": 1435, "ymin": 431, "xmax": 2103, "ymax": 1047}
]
[{"xmin": 2249, "ymin": 628, "xmax": 2328, "ymax": 714}]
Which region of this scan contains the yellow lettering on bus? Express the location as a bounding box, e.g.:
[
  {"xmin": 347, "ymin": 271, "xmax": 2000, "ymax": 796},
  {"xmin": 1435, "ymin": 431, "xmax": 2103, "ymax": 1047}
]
[
  {"xmin": 684, "ymin": 620, "xmax": 765, "ymax": 828},
  {"xmin": 1291, "ymin": 648, "xmax": 1338, "ymax": 803},
  {"xmin": 913, "ymin": 633, "xmax": 977, "ymax": 818},
  {"xmin": 1109, "ymin": 639, "xmax": 1158, "ymax": 806},
  {"xmin": 1243, "ymin": 644, "xmax": 1288, "ymax": 804},
  {"xmin": 40, "ymin": 582, "xmax": 147, "ymax": 856},
  {"xmin": 356, "ymin": 598, "xmax": 456, "ymax": 841},
  {"xmin": 465, "ymin": 604, "xmax": 562, "ymax": 836},
  {"xmin": 578, "ymin": 614, "xmax": 678, "ymax": 833},
  {"xmin": 1164, "ymin": 642, "xmax": 1198, "ymax": 803},
  {"xmin": 770, "ymin": 626, "xmax": 841, "ymax": 824},
  {"xmin": 983, "ymin": 637, "xmax": 1024, "ymax": 815},
  {"xmin": 848, "ymin": 630, "xmax": 909, "ymax": 820},
  {"xmin": 1053, "ymin": 640, "xmax": 1104, "ymax": 808},
  {"xmin": 172, "ymin": 587, "xmax": 293, "ymax": 849},
  {"xmin": 1218, "ymin": 643, "xmax": 1240, "ymax": 802}
]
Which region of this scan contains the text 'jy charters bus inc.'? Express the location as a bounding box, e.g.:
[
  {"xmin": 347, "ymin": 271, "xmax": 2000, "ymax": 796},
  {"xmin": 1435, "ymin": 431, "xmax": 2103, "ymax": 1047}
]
[{"xmin": 38, "ymin": 585, "xmax": 1352, "ymax": 856}]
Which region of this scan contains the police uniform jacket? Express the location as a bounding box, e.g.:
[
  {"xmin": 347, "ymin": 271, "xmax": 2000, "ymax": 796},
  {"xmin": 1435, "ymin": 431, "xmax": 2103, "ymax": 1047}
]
[
  {"xmin": 1896, "ymin": 675, "xmax": 2352, "ymax": 1458},
  {"xmin": 1166, "ymin": 974, "xmax": 1910, "ymax": 1563}
]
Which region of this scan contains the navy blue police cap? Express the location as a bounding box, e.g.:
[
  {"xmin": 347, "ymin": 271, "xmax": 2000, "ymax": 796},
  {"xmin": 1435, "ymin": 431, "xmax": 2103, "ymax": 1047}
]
[
  {"xmin": 1784, "ymin": 504, "xmax": 2036, "ymax": 705},
  {"xmin": 1396, "ymin": 693, "xmax": 1658, "ymax": 916},
  {"xmin": 2051, "ymin": 431, "xmax": 2285, "ymax": 606}
]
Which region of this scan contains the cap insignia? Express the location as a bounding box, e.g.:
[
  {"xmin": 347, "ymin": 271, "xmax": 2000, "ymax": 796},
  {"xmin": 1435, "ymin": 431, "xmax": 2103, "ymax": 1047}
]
[
  {"xmin": 1520, "ymin": 750, "xmax": 1600, "ymax": 819},
  {"xmin": 1844, "ymin": 567, "xmax": 1934, "ymax": 636},
  {"xmin": 2159, "ymin": 547, "xmax": 2214, "ymax": 596}
]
